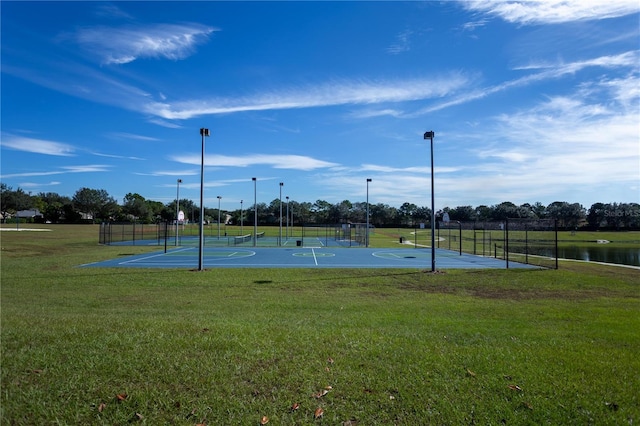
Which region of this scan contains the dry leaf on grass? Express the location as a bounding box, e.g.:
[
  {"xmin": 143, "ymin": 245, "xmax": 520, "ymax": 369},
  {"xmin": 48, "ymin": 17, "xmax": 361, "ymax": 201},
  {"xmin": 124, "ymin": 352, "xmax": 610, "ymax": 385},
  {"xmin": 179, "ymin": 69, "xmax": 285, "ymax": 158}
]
[
  {"xmin": 314, "ymin": 407, "xmax": 324, "ymax": 419},
  {"xmin": 290, "ymin": 402, "xmax": 300, "ymax": 411},
  {"xmin": 313, "ymin": 389, "xmax": 329, "ymax": 398},
  {"xmin": 466, "ymin": 368, "xmax": 476, "ymax": 377},
  {"xmin": 507, "ymin": 384, "xmax": 522, "ymax": 391},
  {"xmin": 327, "ymin": 357, "xmax": 334, "ymax": 364},
  {"xmin": 115, "ymin": 393, "xmax": 127, "ymax": 402},
  {"xmin": 260, "ymin": 415, "xmax": 269, "ymax": 424},
  {"xmin": 98, "ymin": 402, "xmax": 106, "ymax": 412}
]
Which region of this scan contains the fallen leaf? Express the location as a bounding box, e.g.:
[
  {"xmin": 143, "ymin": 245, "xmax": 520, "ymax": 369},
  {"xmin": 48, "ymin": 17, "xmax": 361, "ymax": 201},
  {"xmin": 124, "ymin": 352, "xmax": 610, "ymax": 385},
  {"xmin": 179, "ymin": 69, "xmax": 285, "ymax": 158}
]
[
  {"xmin": 116, "ymin": 393, "xmax": 127, "ymax": 401},
  {"xmin": 291, "ymin": 402, "xmax": 300, "ymax": 411},
  {"xmin": 327, "ymin": 357, "xmax": 334, "ymax": 364},
  {"xmin": 314, "ymin": 407, "xmax": 324, "ymax": 419},
  {"xmin": 521, "ymin": 401, "xmax": 533, "ymax": 410},
  {"xmin": 507, "ymin": 384, "xmax": 522, "ymax": 391},
  {"xmin": 98, "ymin": 402, "xmax": 106, "ymax": 412},
  {"xmin": 325, "ymin": 385, "xmax": 333, "ymax": 390},
  {"xmin": 466, "ymin": 368, "xmax": 476, "ymax": 377},
  {"xmin": 313, "ymin": 389, "xmax": 329, "ymax": 398},
  {"xmin": 260, "ymin": 415, "xmax": 269, "ymax": 424},
  {"xmin": 389, "ymin": 395, "xmax": 395, "ymax": 400}
]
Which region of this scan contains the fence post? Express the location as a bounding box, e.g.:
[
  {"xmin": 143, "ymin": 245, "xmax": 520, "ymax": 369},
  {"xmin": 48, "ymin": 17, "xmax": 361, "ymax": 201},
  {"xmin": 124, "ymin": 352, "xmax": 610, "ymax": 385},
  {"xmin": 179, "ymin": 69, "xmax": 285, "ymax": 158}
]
[
  {"xmin": 555, "ymin": 219, "xmax": 559, "ymax": 270},
  {"xmin": 505, "ymin": 218, "xmax": 509, "ymax": 269}
]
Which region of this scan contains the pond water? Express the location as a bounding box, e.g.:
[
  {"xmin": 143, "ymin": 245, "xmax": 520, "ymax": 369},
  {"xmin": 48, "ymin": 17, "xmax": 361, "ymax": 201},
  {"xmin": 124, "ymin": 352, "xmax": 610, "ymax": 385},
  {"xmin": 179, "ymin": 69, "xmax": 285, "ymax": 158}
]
[{"xmin": 556, "ymin": 246, "xmax": 640, "ymax": 267}]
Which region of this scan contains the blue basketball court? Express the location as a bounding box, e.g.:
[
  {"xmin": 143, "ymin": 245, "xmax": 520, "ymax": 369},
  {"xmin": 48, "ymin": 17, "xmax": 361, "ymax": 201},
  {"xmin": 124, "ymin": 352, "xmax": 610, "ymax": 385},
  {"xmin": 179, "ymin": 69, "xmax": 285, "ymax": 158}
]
[{"xmin": 81, "ymin": 241, "xmax": 538, "ymax": 270}]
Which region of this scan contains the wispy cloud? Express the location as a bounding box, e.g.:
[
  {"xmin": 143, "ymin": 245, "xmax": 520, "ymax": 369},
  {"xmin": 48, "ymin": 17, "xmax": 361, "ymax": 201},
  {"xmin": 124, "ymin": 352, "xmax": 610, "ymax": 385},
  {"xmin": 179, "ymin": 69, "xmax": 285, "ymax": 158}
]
[
  {"xmin": 451, "ymin": 75, "xmax": 640, "ymax": 204},
  {"xmin": 349, "ymin": 108, "xmax": 405, "ymax": 119},
  {"xmin": 386, "ymin": 29, "xmax": 413, "ymax": 54},
  {"xmin": 95, "ymin": 3, "xmax": 133, "ymax": 20},
  {"xmin": 91, "ymin": 152, "xmax": 146, "ymax": 160},
  {"xmin": 135, "ymin": 169, "xmax": 200, "ymax": 177},
  {"xmin": 462, "ymin": 0, "xmax": 640, "ymax": 25},
  {"xmin": 71, "ymin": 23, "xmax": 218, "ymax": 64},
  {"xmin": 0, "ymin": 165, "xmax": 111, "ymax": 179},
  {"xmin": 171, "ymin": 153, "xmax": 340, "ymax": 171},
  {"xmin": 148, "ymin": 118, "xmax": 183, "ymax": 129},
  {"xmin": 414, "ymin": 51, "xmax": 638, "ymax": 115},
  {"xmin": 19, "ymin": 181, "xmax": 61, "ymax": 189},
  {"xmin": 145, "ymin": 74, "xmax": 471, "ymax": 119},
  {"xmin": 0, "ymin": 134, "xmax": 76, "ymax": 156},
  {"xmin": 107, "ymin": 132, "xmax": 162, "ymax": 141}
]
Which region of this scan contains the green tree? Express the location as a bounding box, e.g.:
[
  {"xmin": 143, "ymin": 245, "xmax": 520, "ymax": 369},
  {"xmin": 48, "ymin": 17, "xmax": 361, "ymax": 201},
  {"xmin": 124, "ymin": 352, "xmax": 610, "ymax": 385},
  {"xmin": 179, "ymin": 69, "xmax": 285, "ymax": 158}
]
[
  {"xmin": 72, "ymin": 188, "xmax": 117, "ymax": 223},
  {"xmin": 122, "ymin": 193, "xmax": 149, "ymax": 221}
]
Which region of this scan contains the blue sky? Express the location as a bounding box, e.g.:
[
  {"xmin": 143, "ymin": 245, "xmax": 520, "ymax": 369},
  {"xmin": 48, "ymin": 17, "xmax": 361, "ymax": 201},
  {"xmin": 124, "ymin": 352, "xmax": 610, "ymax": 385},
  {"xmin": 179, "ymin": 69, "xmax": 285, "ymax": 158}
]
[{"xmin": 2, "ymin": 1, "xmax": 639, "ymax": 212}]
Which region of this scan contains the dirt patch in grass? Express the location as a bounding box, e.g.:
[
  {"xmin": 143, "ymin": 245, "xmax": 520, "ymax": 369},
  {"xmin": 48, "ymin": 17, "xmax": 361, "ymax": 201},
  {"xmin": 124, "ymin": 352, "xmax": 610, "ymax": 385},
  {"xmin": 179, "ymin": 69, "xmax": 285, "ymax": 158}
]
[{"xmin": 398, "ymin": 281, "xmax": 627, "ymax": 301}]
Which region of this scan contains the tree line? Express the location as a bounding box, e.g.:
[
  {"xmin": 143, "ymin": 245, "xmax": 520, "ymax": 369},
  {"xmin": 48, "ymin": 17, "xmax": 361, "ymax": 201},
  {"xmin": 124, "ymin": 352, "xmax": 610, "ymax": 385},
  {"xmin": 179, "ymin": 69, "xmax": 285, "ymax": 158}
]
[{"xmin": 1, "ymin": 184, "xmax": 639, "ymax": 230}]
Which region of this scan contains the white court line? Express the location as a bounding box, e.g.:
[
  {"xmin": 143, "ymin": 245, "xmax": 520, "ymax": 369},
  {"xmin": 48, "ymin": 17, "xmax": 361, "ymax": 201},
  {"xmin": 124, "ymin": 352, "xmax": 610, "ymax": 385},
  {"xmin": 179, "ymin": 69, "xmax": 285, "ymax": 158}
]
[
  {"xmin": 120, "ymin": 248, "xmax": 192, "ymax": 265},
  {"xmin": 311, "ymin": 248, "xmax": 318, "ymax": 265}
]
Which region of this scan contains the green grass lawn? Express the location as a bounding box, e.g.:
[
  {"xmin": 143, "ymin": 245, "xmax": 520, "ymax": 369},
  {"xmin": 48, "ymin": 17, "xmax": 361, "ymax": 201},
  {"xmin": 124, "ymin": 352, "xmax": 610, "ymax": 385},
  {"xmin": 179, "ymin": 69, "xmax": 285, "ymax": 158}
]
[{"xmin": 1, "ymin": 224, "xmax": 639, "ymax": 424}]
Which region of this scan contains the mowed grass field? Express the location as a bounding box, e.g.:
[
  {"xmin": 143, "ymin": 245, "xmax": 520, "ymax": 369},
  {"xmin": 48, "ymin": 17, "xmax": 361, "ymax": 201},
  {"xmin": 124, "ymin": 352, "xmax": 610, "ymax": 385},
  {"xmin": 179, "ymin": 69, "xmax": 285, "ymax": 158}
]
[{"xmin": 1, "ymin": 224, "xmax": 639, "ymax": 425}]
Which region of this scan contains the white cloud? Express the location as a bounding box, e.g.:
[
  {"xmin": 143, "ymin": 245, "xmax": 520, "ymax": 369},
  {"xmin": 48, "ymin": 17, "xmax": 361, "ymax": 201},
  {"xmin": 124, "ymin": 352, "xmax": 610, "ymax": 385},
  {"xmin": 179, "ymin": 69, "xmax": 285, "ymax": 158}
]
[
  {"xmin": 415, "ymin": 51, "xmax": 639, "ymax": 115},
  {"xmin": 72, "ymin": 23, "xmax": 218, "ymax": 65},
  {"xmin": 107, "ymin": 132, "xmax": 161, "ymax": 141},
  {"xmin": 451, "ymin": 75, "xmax": 640, "ymax": 204},
  {"xmin": 0, "ymin": 134, "xmax": 76, "ymax": 156},
  {"xmin": 19, "ymin": 181, "xmax": 61, "ymax": 189},
  {"xmin": 171, "ymin": 153, "xmax": 340, "ymax": 171},
  {"xmin": 144, "ymin": 74, "xmax": 471, "ymax": 119},
  {"xmin": 463, "ymin": 0, "xmax": 640, "ymax": 25},
  {"xmin": 386, "ymin": 29, "xmax": 413, "ymax": 54},
  {"xmin": 0, "ymin": 165, "xmax": 111, "ymax": 179}
]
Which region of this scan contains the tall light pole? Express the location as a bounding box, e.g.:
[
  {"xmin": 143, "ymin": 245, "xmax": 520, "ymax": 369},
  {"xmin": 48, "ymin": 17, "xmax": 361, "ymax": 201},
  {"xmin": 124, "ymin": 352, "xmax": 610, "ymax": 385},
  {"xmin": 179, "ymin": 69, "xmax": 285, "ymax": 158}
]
[
  {"xmin": 175, "ymin": 178, "xmax": 182, "ymax": 246},
  {"xmin": 366, "ymin": 178, "xmax": 372, "ymax": 247},
  {"xmin": 424, "ymin": 130, "xmax": 436, "ymax": 272},
  {"xmin": 240, "ymin": 200, "xmax": 244, "ymax": 235},
  {"xmin": 198, "ymin": 128, "xmax": 210, "ymax": 271},
  {"xmin": 285, "ymin": 196, "xmax": 289, "ymax": 240},
  {"xmin": 279, "ymin": 182, "xmax": 283, "ymax": 246},
  {"xmin": 217, "ymin": 196, "xmax": 222, "ymax": 239},
  {"xmin": 252, "ymin": 177, "xmax": 257, "ymax": 247}
]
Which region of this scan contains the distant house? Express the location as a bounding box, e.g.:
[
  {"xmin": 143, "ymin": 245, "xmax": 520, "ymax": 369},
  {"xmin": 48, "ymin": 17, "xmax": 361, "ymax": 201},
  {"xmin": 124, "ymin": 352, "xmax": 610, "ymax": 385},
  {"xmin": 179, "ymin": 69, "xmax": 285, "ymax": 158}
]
[{"xmin": 16, "ymin": 209, "xmax": 42, "ymax": 219}]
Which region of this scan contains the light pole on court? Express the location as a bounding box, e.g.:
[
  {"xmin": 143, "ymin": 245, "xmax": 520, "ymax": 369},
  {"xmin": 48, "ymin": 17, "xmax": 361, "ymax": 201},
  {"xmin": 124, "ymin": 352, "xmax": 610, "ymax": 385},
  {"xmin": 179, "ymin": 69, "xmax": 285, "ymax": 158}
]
[
  {"xmin": 285, "ymin": 196, "xmax": 289, "ymax": 240},
  {"xmin": 175, "ymin": 178, "xmax": 182, "ymax": 246},
  {"xmin": 424, "ymin": 130, "xmax": 436, "ymax": 272},
  {"xmin": 252, "ymin": 177, "xmax": 257, "ymax": 247},
  {"xmin": 240, "ymin": 199, "xmax": 244, "ymax": 235},
  {"xmin": 279, "ymin": 182, "xmax": 283, "ymax": 246},
  {"xmin": 198, "ymin": 128, "xmax": 210, "ymax": 271},
  {"xmin": 217, "ymin": 196, "xmax": 222, "ymax": 239},
  {"xmin": 366, "ymin": 178, "xmax": 372, "ymax": 247}
]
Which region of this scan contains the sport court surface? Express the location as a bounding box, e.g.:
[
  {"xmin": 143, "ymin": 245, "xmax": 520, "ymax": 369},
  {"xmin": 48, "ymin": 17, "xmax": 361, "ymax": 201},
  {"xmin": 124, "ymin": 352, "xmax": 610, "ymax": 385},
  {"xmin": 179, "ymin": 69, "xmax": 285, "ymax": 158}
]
[{"xmin": 83, "ymin": 237, "xmax": 537, "ymax": 269}]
